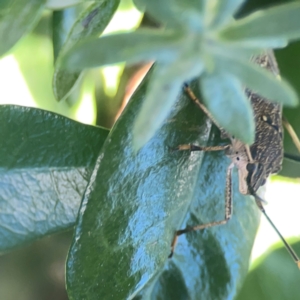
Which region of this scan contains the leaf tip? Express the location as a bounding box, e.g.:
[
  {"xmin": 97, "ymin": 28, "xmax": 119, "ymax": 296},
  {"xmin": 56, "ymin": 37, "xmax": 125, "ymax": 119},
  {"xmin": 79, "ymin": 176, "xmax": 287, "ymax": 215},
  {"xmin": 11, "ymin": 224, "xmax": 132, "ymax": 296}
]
[
  {"xmin": 132, "ymin": 131, "xmax": 149, "ymax": 153},
  {"xmin": 232, "ymin": 118, "xmax": 255, "ymax": 146},
  {"xmin": 286, "ymin": 94, "xmax": 299, "ymax": 107}
]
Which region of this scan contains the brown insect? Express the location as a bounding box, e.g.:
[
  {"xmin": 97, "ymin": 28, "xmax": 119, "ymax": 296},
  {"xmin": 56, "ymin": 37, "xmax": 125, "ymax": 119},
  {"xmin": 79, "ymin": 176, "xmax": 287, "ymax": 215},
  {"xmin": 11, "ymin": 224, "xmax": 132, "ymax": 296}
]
[{"xmin": 169, "ymin": 51, "xmax": 300, "ymax": 268}]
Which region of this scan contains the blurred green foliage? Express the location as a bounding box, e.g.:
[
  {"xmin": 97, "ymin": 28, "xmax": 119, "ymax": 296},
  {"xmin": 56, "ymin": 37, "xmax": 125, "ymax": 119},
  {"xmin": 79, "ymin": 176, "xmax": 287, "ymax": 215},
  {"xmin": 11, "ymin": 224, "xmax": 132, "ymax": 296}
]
[
  {"xmin": 236, "ymin": 240, "xmax": 300, "ymax": 300},
  {"xmin": 0, "ymin": 231, "xmax": 72, "ymax": 300}
]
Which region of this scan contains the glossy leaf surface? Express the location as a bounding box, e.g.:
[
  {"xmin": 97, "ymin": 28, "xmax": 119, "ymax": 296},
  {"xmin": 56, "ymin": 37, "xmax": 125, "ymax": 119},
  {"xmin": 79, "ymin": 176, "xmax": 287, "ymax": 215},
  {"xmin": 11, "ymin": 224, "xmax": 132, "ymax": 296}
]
[
  {"xmin": 67, "ymin": 73, "xmax": 260, "ymax": 299},
  {"xmin": 0, "ymin": 0, "xmax": 46, "ymax": 57},
  {"xmin": 0, "ymin": 106, "xmax": 108, "ymax": 251}
]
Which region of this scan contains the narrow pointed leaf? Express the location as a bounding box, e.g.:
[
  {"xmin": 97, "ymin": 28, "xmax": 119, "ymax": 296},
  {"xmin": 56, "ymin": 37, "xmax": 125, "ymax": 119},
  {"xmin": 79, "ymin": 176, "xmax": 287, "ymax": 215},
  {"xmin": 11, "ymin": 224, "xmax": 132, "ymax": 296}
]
[
  {"xmin": 132, "ymin": 67, "xmax": 182, "ymax": 150},
  {"xmin": 220, "ymin": 2, "xmax": 300, "ymax": 47},
  {"xmin": 53, "ymin": 0, "xmax": 120, "ymax": 101},
  {"xmin": 0, "ymin": 0, "xmax": 46, "ymax": 56},
  {"xmin": 0, "ymin": 105, "xmax": 108, "ymax": 251},
  {"xmin": 62, "ymin": 30, "xmax": 181, "ymax": 70},
  {"xmin": 133, "ymin": 57, "xmax": 204, "ymax": 150},
  {"xmin": 134, "ymin": 0, "xmax": 178, "ymax": 25},
  {"xmin": 52, "ymin": 6, "xmax": 81, "ymax": 62},
  {"xmin": 133, "ymin": 0, "xmax": 146, "ymax": 11},
  {"xmin": 200, "ymin": 70, "xmax": 255, "ymax": 144},
  {"xmin": 136, "ymin": 0, "xmax": 203, "ymax": 27},
  {"xmin": 214, "ymin": 53, "xmax": 298, "ymax": 106},
  {"xmin": 66, "ymin": 72, "xmax": 260, "ymax": 299},
  {"xmin": 209, "ymin": 0, "xmax": 245, "ymax": 28}
]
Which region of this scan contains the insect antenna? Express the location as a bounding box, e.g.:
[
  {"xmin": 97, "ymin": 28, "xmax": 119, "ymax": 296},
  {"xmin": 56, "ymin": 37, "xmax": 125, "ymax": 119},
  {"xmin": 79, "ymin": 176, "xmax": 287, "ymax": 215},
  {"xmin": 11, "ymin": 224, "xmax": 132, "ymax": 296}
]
[{"xmin": 249, "ymin": 187, "xmax": 300, "ymax": 269}]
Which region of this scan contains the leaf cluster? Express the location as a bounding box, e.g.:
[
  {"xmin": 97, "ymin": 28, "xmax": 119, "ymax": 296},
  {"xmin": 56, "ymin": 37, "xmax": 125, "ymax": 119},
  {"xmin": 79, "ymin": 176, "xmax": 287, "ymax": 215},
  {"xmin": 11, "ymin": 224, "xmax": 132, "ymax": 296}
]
[{"xmin": 62, "ymin": 0, "xmax": 300, "ymax": 148}]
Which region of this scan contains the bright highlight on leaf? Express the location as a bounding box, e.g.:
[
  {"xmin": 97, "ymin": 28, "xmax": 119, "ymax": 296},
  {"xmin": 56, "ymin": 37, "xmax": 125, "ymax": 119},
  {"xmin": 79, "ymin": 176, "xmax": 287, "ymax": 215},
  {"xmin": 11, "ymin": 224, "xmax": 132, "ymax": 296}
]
[{"xmin": 66, "ymin": 70, "xmax": 260, "ymax": 300}]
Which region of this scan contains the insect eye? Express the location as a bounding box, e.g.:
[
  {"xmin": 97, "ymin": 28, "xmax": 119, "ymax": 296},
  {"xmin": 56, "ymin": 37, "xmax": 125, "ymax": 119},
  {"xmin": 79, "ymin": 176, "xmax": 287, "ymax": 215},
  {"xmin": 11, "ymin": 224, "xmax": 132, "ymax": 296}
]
[
  {"xmin": 261, "ymin": 114, "xmax": 280, "ymax": 132},
  {"xmin": 246, "ymin": 163, "xmax": 257, "ymax": 173},
  {"xmin": 261, "ymin": 114, "xmax": 272, "ymax": 123}
]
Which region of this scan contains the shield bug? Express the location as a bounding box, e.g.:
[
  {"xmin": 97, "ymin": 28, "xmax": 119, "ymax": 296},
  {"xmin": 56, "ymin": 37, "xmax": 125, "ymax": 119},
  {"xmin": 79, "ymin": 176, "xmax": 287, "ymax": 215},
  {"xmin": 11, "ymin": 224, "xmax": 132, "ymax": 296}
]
[{"xmin": 169, "ymin": 51, "xmax": 300, "ymax": 268}]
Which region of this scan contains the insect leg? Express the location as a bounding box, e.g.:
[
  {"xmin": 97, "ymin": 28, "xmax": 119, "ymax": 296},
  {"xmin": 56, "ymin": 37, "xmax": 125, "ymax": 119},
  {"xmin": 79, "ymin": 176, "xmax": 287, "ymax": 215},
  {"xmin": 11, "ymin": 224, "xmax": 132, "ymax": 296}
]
[
  {"xmin": 172, "ymin": 144, "xmax": 230, "ymax": 152},
  {"xmin": 169, "ymin": 163, "xmax": 234, "ymax": 258},
  {"xmin": 253, "ymin": 193, "xmax": 300, "ymax": 269},
  {"xmin": 184, "ymin": 83, "xmax": 228, "ymax": 138}
]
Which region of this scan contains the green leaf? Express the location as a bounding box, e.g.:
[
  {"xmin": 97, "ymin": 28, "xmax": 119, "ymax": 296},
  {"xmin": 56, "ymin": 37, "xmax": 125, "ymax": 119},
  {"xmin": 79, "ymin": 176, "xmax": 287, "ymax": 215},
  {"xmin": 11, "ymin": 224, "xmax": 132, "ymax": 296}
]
[
  {"xmin": 137, "ymin": 0, "xmax": 203, "ymax": 27},
  {"xmin": 133, "ymin": 57, "xmax": 204, "ymax": 150},
  {"xmin": 214, "ymin": 52, "xmax": 298, "ymax": 106},
  {"xmin": 0, "ymin": 0, "xmax": 46, "ymax": 56},
  {"xmin": 209, "ymin": 0, "xmax": 245, "ymax": 28},
  {"xmin": 53, "ymin": 0, "xmax": 120, "ymax": 101},
  {"xmin": 135, "ymin": 0, "xmax": 178, "ymax": 25},
  {"xmin": 236, "ymin": 240, "xmax": 300, "ymax": 300},
  {"xmin": 66, "ymin": 73, "xmax": 260, "ymax": 299},
  {"xmin": 52, "ymin": 6, "xmax": 82, "ymax": 62},
  {"xmin": 132, "ymin": 66, "xmax": 182, "ymax": 150},
  {"xmin": 133, "ymin": 0, "xmax": 146, "ymax": 11},
  {"xmin": 200, "ymin": 70, "xmax": 255, "ymax": 144},
  {"xmin": 13, "ymin": 25, "xmax": 74, "ymax": 113},
  {"xmin": 220, "ymin": 2, "xmax": 300, "ymax": 47},
  {"xmin": 46, "ymin": 0, "xmax": 82, "ymax": 10},
  {"xmin": 0, "ymin": 105, "xmax": 108, "ymax": 251},
  {"xmin": 62, "ymin": 29, "xmax": 182, "ymax": 70}
]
